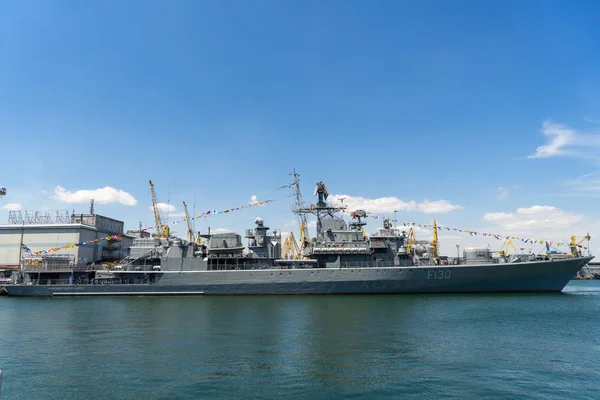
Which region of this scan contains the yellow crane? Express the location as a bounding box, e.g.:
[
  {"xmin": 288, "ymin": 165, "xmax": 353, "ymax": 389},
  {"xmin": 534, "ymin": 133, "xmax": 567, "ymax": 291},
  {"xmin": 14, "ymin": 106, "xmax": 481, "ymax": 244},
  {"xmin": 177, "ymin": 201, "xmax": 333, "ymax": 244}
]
[
  {"xmin": 282, "ymin": 231, "xmax": 301, "ymax": 259},
  {"xmin": 182, "ymin": 201, "xmax": 197, "ymax": 243},
  {"xmin": 498, "ymin": 237, "xmax": 516, "ymax": 257},
  {"xmin": 430, "ymin": 220, "xmax": 439, "ymax": 259},
  {"xmin": 406, "ymin": 228, "xmax": 417, "ymax": 254},
  {"xmin": 149, "ymin": 180, "xmax": 169, "ymax": 238},
  {"xmin": 299, "ymin": 221, "xmax": 310, "ymax": 249},
  {"xmin": 570, "ymin": 234, "xmax": 591, "ymax": 257}
]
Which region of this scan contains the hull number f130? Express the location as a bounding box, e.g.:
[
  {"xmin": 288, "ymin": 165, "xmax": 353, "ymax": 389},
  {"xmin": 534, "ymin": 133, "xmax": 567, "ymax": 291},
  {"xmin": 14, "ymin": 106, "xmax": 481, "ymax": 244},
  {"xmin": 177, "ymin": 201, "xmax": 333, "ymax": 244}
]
[{"xmin": 427, "ymin": 269, "xmax": 452, "ymax": 280}]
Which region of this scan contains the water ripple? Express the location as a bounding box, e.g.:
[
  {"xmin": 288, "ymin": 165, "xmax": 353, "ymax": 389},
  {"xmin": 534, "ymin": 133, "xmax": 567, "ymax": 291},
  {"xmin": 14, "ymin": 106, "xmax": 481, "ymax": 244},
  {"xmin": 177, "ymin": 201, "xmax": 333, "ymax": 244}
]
[{"xmin": 1, "ymin": 282, "xmax": 600, "ymax": 399}]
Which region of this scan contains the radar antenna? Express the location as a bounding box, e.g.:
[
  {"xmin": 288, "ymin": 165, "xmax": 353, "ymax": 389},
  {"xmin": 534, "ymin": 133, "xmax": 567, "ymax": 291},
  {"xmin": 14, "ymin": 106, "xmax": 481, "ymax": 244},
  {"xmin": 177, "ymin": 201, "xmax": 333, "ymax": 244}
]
[
  {"xmin": 350, "ymin": 210, "xmax": 368, "ymax": 237},
  {"xmin": 314, "ymin": 181, "xmax": 329, "ymax": 207}
]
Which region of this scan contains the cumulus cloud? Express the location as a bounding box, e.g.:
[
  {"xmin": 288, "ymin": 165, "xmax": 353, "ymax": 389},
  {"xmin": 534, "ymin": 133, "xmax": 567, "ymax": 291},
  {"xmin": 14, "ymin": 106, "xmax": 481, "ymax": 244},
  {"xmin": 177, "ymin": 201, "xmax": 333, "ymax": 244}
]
[
  {"xmin": 417, "ymin": 200, "xmax": 463, "ymax": 214},
  {"xmin": 483, "ymin": 205, "xmax": 583, "ymax": 231},
  {"xmin": 329, "ymin": 194, "xmax": 462, "ymax": 214},
  {"xmin": 528, "ymin": 120, "xmax": 600, "ymax": 160},
  {"xmin": 53, "ymin": 185, "xmax": 137, "ymax": 206},
  {"xmin": 1, "ymin": 203, "xmax": 21, "ymax": 211},
  {"xmin": 212, "ymin": 227, "xmax": 234, "ymax": 233},
  {"xmin": 151, "ymin": 203, "xmax": 175, "ymax": 213},
  {"xmin": 149, "ymin": 203, "xmax": 186, "ymax": 218}
]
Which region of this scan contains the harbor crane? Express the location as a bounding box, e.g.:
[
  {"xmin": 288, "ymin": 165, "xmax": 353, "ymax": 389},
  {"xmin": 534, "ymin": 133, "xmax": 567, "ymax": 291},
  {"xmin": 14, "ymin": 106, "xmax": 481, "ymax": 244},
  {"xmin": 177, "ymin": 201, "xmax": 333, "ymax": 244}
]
[
  {"xmin": 282, "ymin": 231, "xmax": 301, "ymax": 259},
  {"xmin": 570, "ymin": 234, "xmax": 591, "ymax": 257},
  {"xmin": 430, "ymin": 220, "xmax": 439, "ymax": 259},
  {"xmin": 149, "ymin": 180, "xmax": 170, "ymax": 238},
  {"xmin": 406, "ymin": 228, "xmax": 417, "ymax": 254},
  {"xmin": 182, "ymin": 201, "xmax": 197, "ymax": 243},
  {"xmin": 498, "ymin": 238, "xmax": 516, "ymax": 257}
]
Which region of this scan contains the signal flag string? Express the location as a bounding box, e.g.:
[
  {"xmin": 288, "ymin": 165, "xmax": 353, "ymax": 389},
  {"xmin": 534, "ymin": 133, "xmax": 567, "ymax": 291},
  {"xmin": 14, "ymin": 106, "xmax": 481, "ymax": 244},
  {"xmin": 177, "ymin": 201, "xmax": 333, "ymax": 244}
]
[
  {"xmin": 25, "ymin": 199, "xmax": 277, "ymax": 256},
  {"xmin": 341, "ymin": 210, "xmax": 569, "ymax": 247}
]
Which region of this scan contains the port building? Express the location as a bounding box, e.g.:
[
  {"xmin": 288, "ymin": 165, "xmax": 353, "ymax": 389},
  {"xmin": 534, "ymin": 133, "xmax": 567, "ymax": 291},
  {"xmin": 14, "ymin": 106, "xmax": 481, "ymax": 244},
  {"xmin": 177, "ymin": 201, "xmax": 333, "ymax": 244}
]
[{"xmin": 0, "ymin": 210, "xmax": 134, "ymax": 269}]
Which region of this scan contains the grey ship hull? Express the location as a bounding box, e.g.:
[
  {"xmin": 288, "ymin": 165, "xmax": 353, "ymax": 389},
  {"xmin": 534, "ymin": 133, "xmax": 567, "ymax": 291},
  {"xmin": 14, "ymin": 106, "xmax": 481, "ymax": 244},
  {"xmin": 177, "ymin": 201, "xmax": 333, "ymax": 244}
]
[{"xmin": 3, "ymin": 257, "xmax": 592, "ymax": 296}]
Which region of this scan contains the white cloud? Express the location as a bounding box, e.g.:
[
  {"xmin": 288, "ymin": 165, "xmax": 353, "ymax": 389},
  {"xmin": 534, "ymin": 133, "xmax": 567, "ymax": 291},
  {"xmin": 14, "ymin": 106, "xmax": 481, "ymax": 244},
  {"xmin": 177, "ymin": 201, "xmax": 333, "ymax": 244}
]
[
  {"xmin": 528, "ymin": 121, "xmax": 575, "ymax": 158},
  {"xmin": 417, "ymin": 200, "xmax": 463, "ymax": 214},
  {"xmin": 329, "ymin": 194, "xmax": 462, "ymax": 214},
  {"xmin": 1, "ymin": 203, "xmax": 21, "ymax": 211},
  {"xmin": 212, "ymin": 228, "xmax": 234, "ymax": 233},
  {"xmin": 52, "ymin": 185, "xmax": 137, "ymax": 206},
  {"xmin": 497, "ymin": 186, "xmax": 508, "ymax": 200},
  {"xmin": 307, "ymin": 220, "xmax": 317, "ymax": 228},
  {"xmin": 483, "ymin": 205, "xmax": 583, "ymax": 231},
  {"xmin": 149, "ymin": 203, "xmax": 186, "ymax": 218},
  {"xmin": 528, "ymin": 120, "xmax": 600, "ymax": 160},
  {"xmin": 151, "ymin": 203, "xmax": 175, "ymax": 213}
]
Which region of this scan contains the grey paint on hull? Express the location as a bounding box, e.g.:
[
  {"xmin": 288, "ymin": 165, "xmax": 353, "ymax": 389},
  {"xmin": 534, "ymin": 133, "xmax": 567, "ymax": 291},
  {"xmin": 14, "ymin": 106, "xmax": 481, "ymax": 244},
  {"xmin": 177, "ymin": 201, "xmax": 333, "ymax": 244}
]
[{"xmin": 3, "ymin": 257, "xmax": 592, "ymax": 296}]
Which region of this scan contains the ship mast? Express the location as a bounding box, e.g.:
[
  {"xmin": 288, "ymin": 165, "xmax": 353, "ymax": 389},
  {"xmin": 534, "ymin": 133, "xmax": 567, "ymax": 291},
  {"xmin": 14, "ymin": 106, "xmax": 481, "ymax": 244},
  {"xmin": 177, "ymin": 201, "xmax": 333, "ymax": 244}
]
[
  {"xmin": 290, "ymin": 169, "xmax": 311, "ymax": 249},
  {"xmin": 296, "ymin": 180, "xmax": 346, "ymax": 226}
]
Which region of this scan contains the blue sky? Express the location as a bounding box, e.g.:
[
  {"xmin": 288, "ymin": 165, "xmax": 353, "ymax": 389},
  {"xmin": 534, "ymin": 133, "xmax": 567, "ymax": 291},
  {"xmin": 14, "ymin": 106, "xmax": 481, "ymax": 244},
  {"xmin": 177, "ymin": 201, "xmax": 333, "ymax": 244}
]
[{"xmin": 2, "ymin": 0, "xmax": 600, "ymax": 256}]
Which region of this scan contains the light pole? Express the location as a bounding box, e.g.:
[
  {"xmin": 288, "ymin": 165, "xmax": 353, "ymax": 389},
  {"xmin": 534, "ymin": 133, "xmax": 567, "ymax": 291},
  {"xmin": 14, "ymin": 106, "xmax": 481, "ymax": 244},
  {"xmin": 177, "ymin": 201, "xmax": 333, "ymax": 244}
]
[{"xmin": 393, "ymin": 210, "xmax": 397, "ymax": 230}]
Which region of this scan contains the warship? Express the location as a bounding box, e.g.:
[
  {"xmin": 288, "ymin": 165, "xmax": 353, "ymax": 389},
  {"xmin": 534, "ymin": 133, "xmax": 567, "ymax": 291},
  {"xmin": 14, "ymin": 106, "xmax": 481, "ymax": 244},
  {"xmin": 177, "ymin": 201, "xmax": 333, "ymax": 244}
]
[{"xmin": 2, "ymin": 176, "xmax": 593, "ymax": 296}]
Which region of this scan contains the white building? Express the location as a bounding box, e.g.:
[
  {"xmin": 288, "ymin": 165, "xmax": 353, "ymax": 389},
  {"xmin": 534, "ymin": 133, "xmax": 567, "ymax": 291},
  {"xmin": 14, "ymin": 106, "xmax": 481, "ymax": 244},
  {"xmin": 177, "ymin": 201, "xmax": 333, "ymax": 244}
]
[{"xmin": 0, "ymin": 211, "xmax": 133, "ymax": 269}]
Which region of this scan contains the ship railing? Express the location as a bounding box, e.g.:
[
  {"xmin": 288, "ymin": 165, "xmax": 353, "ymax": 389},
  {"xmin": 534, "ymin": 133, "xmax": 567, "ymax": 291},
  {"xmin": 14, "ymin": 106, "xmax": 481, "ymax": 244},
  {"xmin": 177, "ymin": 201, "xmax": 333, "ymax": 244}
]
[
  {"xmin": 25, "ymin": 278, "xmax": 130, "ymax": 285},
  {"xmin": 21, "ymin": 264, "xmax": 100, "ymax": 272},
  {"xmin": 340, "ymin": 261, "xmax": 397, "ymax": 268},
  {"xmin": 27, "ymin": 278, "xmax": 86, "ymax": 285}
]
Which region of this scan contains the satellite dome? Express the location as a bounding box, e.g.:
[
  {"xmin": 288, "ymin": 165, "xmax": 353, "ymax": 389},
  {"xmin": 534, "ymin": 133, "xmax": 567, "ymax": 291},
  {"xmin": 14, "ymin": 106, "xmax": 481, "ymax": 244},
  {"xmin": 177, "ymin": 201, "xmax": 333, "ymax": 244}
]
[{"xmin": 255, "ymin": 217, "xmax": 264, "ymax": 226}]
